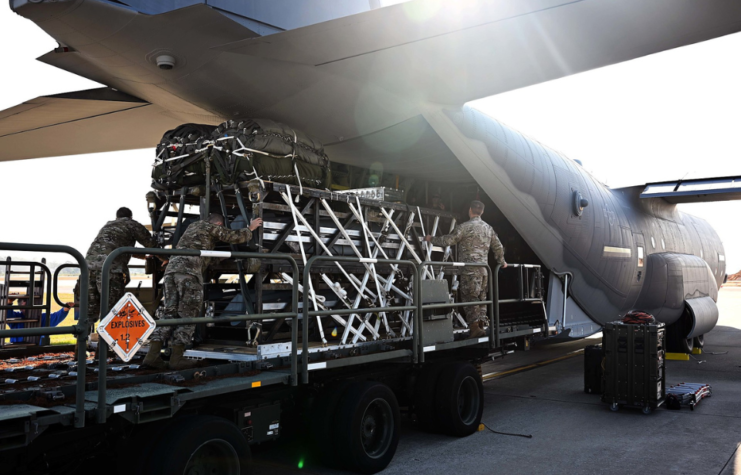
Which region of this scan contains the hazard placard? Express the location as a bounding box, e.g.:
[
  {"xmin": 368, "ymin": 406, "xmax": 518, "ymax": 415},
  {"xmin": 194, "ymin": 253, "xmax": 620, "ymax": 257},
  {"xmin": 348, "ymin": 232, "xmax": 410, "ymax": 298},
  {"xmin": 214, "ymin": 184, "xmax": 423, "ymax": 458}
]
[{"xmin": 97, "ymin": 293, "xmax": 156, "ymax": 362}]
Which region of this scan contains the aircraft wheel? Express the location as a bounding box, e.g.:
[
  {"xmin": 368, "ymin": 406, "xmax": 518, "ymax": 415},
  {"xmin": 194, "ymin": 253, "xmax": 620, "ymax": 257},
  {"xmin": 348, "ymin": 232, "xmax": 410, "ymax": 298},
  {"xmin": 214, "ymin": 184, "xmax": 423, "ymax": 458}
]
[
  {"xmin": 667, "ymin": 320, "xmax": 694, "ymax": 354},
  {"xmin": 414, "ymin": 363, "xmax": 445, "ymax": 432},
  {"xmin": 642, "ymin": 406, "xmax": 653, "ymax": 415},
  {"xmin": 142, "ymin": 415, "xmax": 250, "ymax": 475},
  {"xmin": 335, "ymin": 381, "xmax": 400, "ymax": 474},
  {"xmin": 693, "ymin": 334, "xmax": 705, "ymax": 349},
  {"xmin": 678, "ymin": 336, "xmax": 694, "ymax": 354},
  {"xmin": 434, "ymin": 362, "xmax": 484, "ymax": 437},
  {"xmin": 610, "ymin": 403, "xmax": 619, "ymax": 412}
]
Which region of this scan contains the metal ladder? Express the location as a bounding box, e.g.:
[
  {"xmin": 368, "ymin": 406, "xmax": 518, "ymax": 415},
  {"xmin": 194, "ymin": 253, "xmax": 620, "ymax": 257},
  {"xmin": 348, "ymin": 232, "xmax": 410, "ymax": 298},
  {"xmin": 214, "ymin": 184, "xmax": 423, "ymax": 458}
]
[{"xmin": 0, "ymin": 257, "xmax": 49, "ymax": 347}]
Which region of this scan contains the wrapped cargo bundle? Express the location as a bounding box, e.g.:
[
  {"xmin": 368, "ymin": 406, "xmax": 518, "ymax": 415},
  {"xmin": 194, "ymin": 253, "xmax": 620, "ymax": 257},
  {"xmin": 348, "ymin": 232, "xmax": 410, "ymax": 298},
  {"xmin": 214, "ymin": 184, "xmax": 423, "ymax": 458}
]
[{"xmin": 152, "ymin": 119, "xmax": 331, "ymax": 190}]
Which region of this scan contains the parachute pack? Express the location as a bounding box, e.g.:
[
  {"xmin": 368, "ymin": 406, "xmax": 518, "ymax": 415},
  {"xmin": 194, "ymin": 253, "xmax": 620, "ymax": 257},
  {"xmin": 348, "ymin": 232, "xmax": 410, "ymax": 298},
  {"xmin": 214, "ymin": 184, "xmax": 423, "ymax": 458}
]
[{"xmin": 152, "ymin": 119, "xmax": 331, "ymax": 191}]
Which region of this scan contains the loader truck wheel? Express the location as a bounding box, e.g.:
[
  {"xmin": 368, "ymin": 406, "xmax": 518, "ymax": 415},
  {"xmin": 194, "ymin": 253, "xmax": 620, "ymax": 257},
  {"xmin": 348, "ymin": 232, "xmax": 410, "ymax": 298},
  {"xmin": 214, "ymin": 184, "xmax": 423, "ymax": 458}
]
[
  {"xmin": 142, "ymin": 415, "xmax": 251, "ymax": 475},
  {"xmin": 309, "ymin": 381, "xmax": 352, "ymax": 468},
  {"xmin": 335, "ymin": 381, "xmax": 400, "ymax": 474},
  {"xmin": 434, "ymin": 362, "xmax": 484, "ymax": 437},
  {"xmin": 414, "ymin": 363, "xmax": 444, "ymax": 432}
]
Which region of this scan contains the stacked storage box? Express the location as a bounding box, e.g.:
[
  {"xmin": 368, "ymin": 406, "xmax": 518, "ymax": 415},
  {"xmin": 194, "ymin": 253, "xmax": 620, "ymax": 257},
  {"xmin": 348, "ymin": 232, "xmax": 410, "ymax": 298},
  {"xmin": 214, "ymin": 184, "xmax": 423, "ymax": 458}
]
[{"xmin": 602, "ymin": 321, "xmax": 666, "ymax": 414}]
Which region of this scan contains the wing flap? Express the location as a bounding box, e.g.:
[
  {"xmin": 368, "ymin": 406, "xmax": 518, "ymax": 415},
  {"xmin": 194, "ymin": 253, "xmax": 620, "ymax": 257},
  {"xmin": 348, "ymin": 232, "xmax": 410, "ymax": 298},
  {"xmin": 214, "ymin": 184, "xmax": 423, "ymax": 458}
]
[{"xmin": 640, "ymin": 176, "xmax": 741, "ymax": 204}]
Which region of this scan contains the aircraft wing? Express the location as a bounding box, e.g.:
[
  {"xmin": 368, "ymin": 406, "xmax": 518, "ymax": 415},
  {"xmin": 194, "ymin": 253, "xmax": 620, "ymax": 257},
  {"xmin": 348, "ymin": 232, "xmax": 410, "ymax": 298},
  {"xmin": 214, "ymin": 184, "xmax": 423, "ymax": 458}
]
[
  {"xmin": 0, "ymin": 88, "xmax": 187, "ymax": 161},
  {"xmin": 640, "ymin": 176, "xmax": 741, "ymax": 204},
  {"xmin": 4, "ymin": 0, "xmax": 741, "ymax": 161}
]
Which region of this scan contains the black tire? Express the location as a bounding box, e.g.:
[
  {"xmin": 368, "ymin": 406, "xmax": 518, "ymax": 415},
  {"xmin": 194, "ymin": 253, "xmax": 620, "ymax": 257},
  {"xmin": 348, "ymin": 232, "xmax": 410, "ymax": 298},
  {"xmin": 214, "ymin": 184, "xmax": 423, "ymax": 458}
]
[
  {"xmin": 679, "ymin": 336, "xmax": 694, "ymax": 354},
  {"xmin": 142, "ymin": 415, "xmax": 250, "ymax": 475},
  {"xmin": 335, "ymin": 381, "xmax": 400, "ymax": 474},
  {"xmin": 667, "ymin": 320, "xmax": 694, "ymax": 354},
  {"xmin": 694, "ymin": 334, "xmax": 705, "ymax": 349},
  {"xmin": 414, "ymin": 364, "xmax": 444, "ymax": 432},
  {"xmin": 309, "ymin": 381, "xmax": 352, "ymax": 468},
  {"xmin": 434, "ymin": 362, "xmax": 484, "ymax": 437}
]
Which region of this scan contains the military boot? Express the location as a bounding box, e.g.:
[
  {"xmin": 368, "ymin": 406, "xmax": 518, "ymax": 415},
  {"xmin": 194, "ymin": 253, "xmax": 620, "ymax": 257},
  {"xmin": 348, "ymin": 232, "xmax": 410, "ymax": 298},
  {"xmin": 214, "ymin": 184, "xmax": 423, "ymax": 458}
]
[
  {"xmin": 168, "ymin": 344, "xmax": 198, "ymax": 370},
  {"xmin": 467, "ymin": 321, "xmax": 486, "ymax": 339},
  {"xmin": 142, "ymin": 340, "xmax": 167, "ymax": 369}
]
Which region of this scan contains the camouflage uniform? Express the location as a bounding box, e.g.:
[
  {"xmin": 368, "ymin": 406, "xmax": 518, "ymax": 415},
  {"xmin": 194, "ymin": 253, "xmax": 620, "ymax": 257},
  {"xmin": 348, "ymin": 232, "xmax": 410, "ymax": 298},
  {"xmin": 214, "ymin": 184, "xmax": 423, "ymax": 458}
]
[
  {"xmin": 152, "ymin": 221, "xmax": 252, "ymax": 346},
  {"xmin": 83, "ymin": 218, "xmax": 157, "ymax": 322},
  {"xmin": 431, "ymin": 216, "xmax": 505, "ymax": 324}
]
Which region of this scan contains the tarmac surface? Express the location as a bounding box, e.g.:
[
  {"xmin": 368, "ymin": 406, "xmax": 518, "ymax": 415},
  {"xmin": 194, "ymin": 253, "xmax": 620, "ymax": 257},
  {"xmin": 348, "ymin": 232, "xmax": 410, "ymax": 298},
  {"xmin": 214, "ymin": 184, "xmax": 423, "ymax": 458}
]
[{"xmin": 250, "ymin": 286, "xmax": 741, "ymax": 475}]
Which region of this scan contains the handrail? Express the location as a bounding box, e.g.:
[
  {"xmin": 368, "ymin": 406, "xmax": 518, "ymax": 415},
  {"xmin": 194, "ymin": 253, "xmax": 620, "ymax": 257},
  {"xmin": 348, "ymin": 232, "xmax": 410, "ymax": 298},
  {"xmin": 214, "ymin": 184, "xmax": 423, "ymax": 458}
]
[
  {"xmin": 417, "ymin": 261, "xmax": 498, "ymax": 358},
  {"xmin": 98, "ymin": 247, "xmax": 299, "ymax": 423},
  {"xmin": 0, "ymin": 261, "xmax": 52, "ymax": 314},
  {"xmin": 53, "ymin": 263, "xmax": 80, "ymax": 308},
  {"xmin": 302, "ymin": 255, "xmax": 420, "ymax": 384},
  {"xmin": 0, "ymin": 243, "xmax": 89, "ymax": 429}
]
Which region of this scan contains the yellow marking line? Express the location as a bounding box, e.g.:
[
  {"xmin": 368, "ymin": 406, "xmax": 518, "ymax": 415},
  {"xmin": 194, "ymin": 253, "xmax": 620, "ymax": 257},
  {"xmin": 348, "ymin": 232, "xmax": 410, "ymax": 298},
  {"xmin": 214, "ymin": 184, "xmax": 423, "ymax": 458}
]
[
  {"xmin": 251, "ymin": 381, "xmax": 261, "ymax": 388},
  {"xmin": 482, "ymin": 349, "xmax": 585, "ymax": 382},
  {"xmin": 666, "ymin": 352, "xmax": 690, "ymax": 361}
]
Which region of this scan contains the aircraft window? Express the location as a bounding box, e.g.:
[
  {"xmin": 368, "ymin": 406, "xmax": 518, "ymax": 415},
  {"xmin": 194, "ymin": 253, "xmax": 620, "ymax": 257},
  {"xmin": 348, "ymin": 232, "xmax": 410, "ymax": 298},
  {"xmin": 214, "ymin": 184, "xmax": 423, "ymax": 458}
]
[
  {"xmin": 603, "ymin": 246, "xmax": 631, "ymax": 258},
  {"xmin": 719, "ymin": 254, "xmax": 725, "ymax": 262},
  {"xmin": 661, "ymin": 239, "xmax": 665, "ymax": 250},
  {"xmin": 637, "ymin": 246, "xmax": 644, "ymax": 267},
  {"xmin": 651, "ymin": 237, "xmax": 656, "ymax": 249}
]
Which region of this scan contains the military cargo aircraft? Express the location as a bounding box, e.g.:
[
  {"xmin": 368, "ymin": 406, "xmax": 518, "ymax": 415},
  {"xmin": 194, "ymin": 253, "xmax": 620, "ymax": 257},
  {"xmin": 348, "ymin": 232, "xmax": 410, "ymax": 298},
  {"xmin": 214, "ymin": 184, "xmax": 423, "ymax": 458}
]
[{"xmin": 3, "ymin": 0, "xmax": 741, "ymax": 351}]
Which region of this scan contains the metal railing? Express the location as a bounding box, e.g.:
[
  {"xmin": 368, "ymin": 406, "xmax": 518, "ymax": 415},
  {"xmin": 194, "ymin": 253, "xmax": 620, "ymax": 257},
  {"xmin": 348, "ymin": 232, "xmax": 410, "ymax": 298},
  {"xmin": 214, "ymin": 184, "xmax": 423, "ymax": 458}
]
[
  {"xmin": 52, "ymin": 263, "xmax": 79, "ymax": 308},
  {"xmin": 417, "ymin": 262, "xmax": 499, "ymax": 358},
  {"xmin": 0, "ymin": 244, "xmax": 506, "ymax": 427},
  {"xmin": 97, "ymin": 247, "xmax": 299, "ymax": 423},
  {"xmin": 0, "ymin": 243, "xmax": 90, "ymax": 428},
  {"xmin": 301, "ymin": 256, "xmax": 420, "ymax": 383}
]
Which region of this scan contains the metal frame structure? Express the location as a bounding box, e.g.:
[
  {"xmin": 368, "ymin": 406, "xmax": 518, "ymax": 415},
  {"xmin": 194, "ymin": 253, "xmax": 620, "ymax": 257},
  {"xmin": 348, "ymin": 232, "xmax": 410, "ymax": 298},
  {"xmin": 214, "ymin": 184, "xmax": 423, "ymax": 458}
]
[
  {"xmin": 0, "ymin": 258, "xmax": 52, "ymax": 347},
  {"xmin": 0, "ymin": 237, "xmax": 544, "ymax": 455},
  {"xmin": 0, "ymin": 243, "xmax": 89, "ymax": 428}
]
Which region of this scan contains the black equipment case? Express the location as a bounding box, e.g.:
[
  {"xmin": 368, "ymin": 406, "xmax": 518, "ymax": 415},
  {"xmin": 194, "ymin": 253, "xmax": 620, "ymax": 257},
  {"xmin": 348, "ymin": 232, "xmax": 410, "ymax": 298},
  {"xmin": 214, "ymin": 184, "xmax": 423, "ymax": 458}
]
[
  {"xmin": 583, "ymin": 344, "xmax": 604, "ymax": 394},
  {"xmin": 602, "ymin": 321, "xmax": 666, "ymax": 413}
]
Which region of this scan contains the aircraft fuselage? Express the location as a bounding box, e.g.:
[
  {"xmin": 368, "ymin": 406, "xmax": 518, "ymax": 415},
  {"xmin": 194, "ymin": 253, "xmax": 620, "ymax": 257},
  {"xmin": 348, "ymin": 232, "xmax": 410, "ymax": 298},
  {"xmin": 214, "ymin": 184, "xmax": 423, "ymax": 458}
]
[{"xmin": 426, "ymin": 107, "xmax": 724, "ymax": 334}]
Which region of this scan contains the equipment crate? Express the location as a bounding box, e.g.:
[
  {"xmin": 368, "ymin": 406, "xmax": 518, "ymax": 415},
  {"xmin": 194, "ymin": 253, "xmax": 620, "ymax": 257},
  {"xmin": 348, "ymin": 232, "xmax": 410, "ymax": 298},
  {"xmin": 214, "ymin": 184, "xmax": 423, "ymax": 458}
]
[{"xmin": 602, "ymin": 321, "xmax": 666, "ymax": 414}]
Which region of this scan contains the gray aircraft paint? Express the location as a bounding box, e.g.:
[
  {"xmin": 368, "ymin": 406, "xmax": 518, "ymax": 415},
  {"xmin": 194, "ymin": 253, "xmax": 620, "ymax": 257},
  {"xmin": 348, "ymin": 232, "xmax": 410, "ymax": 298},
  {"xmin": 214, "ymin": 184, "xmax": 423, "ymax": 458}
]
[
  {"xmin": 6, "ymin": 0, "xmax": 741, "ymax": 161},
  {"xmin": 3, "ymin": 0, "xmax": 737, "ymax": 337},
  {"xmin": 425, "ymin": 106, "xmax": 723, "ymax": 331}
]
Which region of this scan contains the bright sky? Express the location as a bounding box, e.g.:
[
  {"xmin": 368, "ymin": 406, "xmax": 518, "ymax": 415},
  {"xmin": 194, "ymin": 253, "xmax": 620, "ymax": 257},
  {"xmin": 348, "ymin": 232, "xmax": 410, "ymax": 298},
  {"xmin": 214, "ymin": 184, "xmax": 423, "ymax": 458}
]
[{"xmin": 1, "ymin": 7, "xmax": 740, "ymax": 271}]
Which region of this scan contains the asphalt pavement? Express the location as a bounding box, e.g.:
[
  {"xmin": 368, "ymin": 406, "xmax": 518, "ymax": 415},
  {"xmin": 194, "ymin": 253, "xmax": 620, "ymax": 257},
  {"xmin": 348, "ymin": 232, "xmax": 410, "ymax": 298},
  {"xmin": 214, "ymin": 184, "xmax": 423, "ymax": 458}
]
[{"xmin": 250, "ymin": 286, "xmax": 741, "ymax": 475}]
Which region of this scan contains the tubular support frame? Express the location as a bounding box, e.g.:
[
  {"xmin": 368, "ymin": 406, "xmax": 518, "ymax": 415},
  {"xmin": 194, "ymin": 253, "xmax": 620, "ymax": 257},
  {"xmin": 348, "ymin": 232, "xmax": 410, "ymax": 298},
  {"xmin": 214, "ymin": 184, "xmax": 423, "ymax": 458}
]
[
  {"xmin": 53, "ymin": 263, "xmax": 80, "ymax": 308},
  {"xmin": 0, "ymin": 243, "xmax": 89, "ymax": 428},
  {"xmin": 98, "ymin": 247, "xmax": 299, "ymax": 423},
  {"xmin": 417, "ymin": 261, "xmax": 498, "ymax": 358},
  {"xmin": 302, "ymin": 255, "xmax": 419, "ymax": 384}
]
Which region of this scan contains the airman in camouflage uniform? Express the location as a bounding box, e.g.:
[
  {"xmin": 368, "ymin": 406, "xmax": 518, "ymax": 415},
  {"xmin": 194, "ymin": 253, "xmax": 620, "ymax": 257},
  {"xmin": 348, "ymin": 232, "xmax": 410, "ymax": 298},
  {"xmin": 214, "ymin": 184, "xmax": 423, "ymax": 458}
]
[
  {"xmin": 426, "ymin": 200, "xmax": 506, "ymax": 338},
  {"xmin": 144, "ymin": 213, "xmax": 262, "ymax": 370},
  {"xmin": 82, "ymin": 208, "xmax": 157, "ymax": 322}
]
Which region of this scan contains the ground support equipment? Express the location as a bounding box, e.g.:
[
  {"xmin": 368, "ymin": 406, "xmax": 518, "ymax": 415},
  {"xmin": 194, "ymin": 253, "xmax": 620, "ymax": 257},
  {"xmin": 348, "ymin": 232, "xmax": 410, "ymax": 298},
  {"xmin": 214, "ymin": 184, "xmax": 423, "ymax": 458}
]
[{"xmin": 603, "ymin": 321, "xmax": 666, "ymax": 414}]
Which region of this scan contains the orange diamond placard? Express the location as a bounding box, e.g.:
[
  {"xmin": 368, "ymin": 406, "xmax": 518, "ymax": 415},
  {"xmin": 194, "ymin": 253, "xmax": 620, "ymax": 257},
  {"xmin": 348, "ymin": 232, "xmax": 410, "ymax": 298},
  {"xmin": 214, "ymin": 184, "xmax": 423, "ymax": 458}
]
[{"xmin": 97, "ymin": 293, "xmax": 156, "ymax": 362}]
